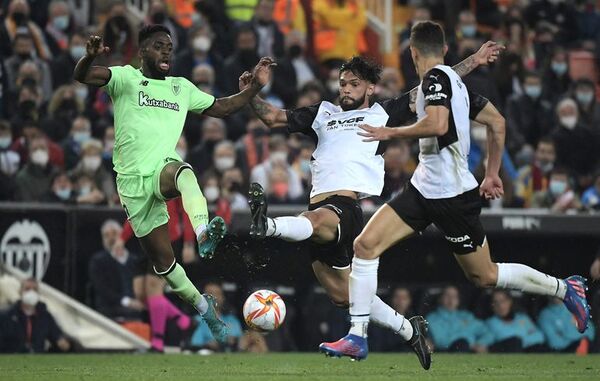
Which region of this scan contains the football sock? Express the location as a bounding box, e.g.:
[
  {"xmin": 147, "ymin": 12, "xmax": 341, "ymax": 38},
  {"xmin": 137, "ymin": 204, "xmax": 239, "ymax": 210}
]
[
  {"xmin": 147, "ymin": 295, "xmax": 167, "ymax": 351},
  {"xmin": 175, "ymin": 167, "xmax": 208, "ymax": 239},
  {"xmin": 266, "ymin": 216, "xmax": 313, "ymax": 241},
  {"xmin": 348, "ymin": 257, "xmax": 379, "ymax": 338},
  {"xmin": 155, "ymin": 260, "xmax": 208, "ymax": 314},
  {"xmin": 162, "ymin": 295, "xmax": 191, "ymax": 330},
  {"xmin": 496, "ymin": 263, "xmax": 567, "ymax": 299},
  {"xmin": 370, "ymin": 296, "xmax": 413, "ymax": 341}
]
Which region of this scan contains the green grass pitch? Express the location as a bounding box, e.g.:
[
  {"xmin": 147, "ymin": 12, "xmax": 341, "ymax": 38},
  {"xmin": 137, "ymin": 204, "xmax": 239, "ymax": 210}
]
[{"xmin": 1, "ymin": 353, "xmax": 599, "ymax": 380}]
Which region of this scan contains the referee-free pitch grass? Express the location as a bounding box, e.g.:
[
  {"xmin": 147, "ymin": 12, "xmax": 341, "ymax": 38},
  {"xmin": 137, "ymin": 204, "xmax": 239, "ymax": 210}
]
[{"xmin": 0, "ymin": 353, "xmax": 598, "ymax": 381}]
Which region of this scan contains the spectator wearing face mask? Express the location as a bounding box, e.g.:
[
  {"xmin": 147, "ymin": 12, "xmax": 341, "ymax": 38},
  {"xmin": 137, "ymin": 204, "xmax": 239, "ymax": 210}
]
[
  {"xmin": 45, "ymin": 85, "xmax": 84, "ymax": 143},
  {"xmin": 571, "ymin": 78, "xmax": 600, "ymax": 131},
  {"xmin": 211, "ymin": 140, "xmax": 239, "ymax": 175},
  {"xmin": 74, "ymin": 174, "xmax": 106, "ymax": 205},
  {"xmin": 69, "ymin": 139, "xmax": 117, "ymax": 206},
  {"xmin": 50, "ymin": 31, "xmax": 87, "ymax": 89},
  {"xmin": 505, "ymin": 71, "xmax": 554, "ymax": 156},
  {"xmin": 222, "ymin": 26, "xmax": 260, "ymax": 96},
  {"xmin": 9, "ymin": 82, "xmax": 44, "ymax": 127},
  {"xmin": 0, "ymin": 278, "xmax": 71, "ymax": 353},
  {"xmin": 42, "ymin": 170, "xmax": 76, "ymax": 203},
  {"xmin": 290, "ymin": 140, "xmax": 315, "ymax": 193},
  {"xmin": 551, "ymin": 98, "xmax": 599, "ymax": 188},
  {"xmin": 61, "ymin": 115, "xmax": 91, "ymax": 170},
  {"xmin": 0, "ymin": 120, "xmax": 19, "ymax": 200},
  {"xmin": 191, "ymin": 64, "xmax": 220, "ymax": 97},
  {"xmin": 541, "ymin": 47, "xmax": 571, "ymax": 103},
  {"xmin": 515, "ymin": 137, "xmax": 556, "ymax": 208},
  {"xmin": 266, "ymin": 163, "xmax": 293, "ymax": 204},
  {"xmin": 250, "ymin": 135, "xmax": 303, "ymax": 200},
  {"xmin": 144, "ymin": 0, "xmax": 187, "ymax": 54},
  {"xmin": 44, "ymin": 0, "xmax": 74, "ymax": 57},
  {"xmin": 14, "ymin": 136, "xmax": 58, "ymax": 201},
  {"xmin": 4, "ymin": 32, "xmax": 52, "ymax": 100},
  {"xmin": 221, "ymin": 167, "xmax": 248, "ymax": 209},
  {"xmin": 531, "ymin": 167, "xmax": 581, "ymax": 212},
  {"xmin": 188, "ymin": 118, "xmax": 227, "ymax": 173},
  {"xmin": 100, "ymin": 9, "xmax": 137, "ymax": 65},
  {"xmin": 9, "ymin": 120, "xmax": 64, "ymax": 169},
  {"xmin": 581, "ymin": 171, "xmax": 600, "ymax": 211},
  {"xmin": 201, "ymin": 172, "xmax": 221, "ymax": 206},
  {"xmin": 173, "ymin": 24, "xmax": 223, "ymax": 90},
  {"xmin": 0, "ymin": 0, "xmax": 52, "ymax": 60},
  {"xmin": 236, "ymin": 116, "xmax": 270, "ymax": 178}
]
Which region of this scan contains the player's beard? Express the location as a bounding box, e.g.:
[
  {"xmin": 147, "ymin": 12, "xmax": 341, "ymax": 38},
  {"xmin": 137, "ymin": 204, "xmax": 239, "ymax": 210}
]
[
  {"xmin": 340, "ymin": 93, "xmax": 366, "ymax": 111},
  {"xmin": 145, "ymin": 57, "xmax": 168, "ymax": 79}
]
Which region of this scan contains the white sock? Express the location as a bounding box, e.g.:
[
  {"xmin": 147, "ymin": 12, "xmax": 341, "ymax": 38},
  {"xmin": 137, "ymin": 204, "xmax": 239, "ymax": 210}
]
[
  {"xmin": 266, "ymin": 216, "xmax": 313, "ymax": 241},
  {"xmin": 348, "ymin": 257, "xmax": 379, "ymax": 338},
  {"xmin": 194, "ymin": 224, "xmax": 207, "ymax": 240},
  {"xmin": 370, "ymin": 296, "xmax": 413, "ymax": 340},
  {"xmin": 496, "ymin": 263, "xmax": 567, "ymax": 299},
  {"xmin": 195, "ymin": 295, "xmax": 209, "ymax": 314}
]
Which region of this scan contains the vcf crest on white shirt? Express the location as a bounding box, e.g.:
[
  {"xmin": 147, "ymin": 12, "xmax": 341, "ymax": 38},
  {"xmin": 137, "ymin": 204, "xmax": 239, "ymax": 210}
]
[
  {"xmin": 309, "ymin": 101, "xmax": 389, "ymax": 198},
  {"xmin": 1, "ymin": 219, "xmax": 51, "ymax": 280}
]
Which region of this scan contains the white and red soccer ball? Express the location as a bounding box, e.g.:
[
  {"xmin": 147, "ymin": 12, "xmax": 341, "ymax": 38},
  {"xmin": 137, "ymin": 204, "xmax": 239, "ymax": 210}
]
[{"xmin": 242, "ymin": 289, "xmax": 286, "ymax": 332}]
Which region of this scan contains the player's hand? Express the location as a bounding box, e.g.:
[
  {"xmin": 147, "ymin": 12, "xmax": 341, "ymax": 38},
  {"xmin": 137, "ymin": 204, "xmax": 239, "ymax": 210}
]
[
  {"xmin": 590, "ymin": 258, "xmax": 600, "ymax": 280},
  {"xmin": 251, "ymin": 57, "xmax": 276, "ymax": 88},
  {"xmin": 473, "ymin": 41, "xmax": 504, "ymax": 66},
  {"xmin": 86, "ymin": 35, "xmax": 110, "ymax": 58},
  {"xmin": 479, "ymin": 174, "xmax": 504, "ymax": 200},
  {"xmin": 239, "ymin": 71, "xmax": 253, "ymax": 91},
  {"xmin": 357, "ymin": 124, "xmax": 394, "ymax": 142},
  {"xmin": 182, "ymin": 243, "xmax": 196, "ymax": 264}
]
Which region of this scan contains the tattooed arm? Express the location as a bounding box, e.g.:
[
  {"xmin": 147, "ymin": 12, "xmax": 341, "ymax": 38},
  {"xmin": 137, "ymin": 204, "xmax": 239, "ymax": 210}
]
[
  {"xmin": 249, "ymin": 96, "xmax": 289, "ymax": 129},
  {"xmin": 408, "ymin": 41, "xmax": 503, "ymax": 108}
]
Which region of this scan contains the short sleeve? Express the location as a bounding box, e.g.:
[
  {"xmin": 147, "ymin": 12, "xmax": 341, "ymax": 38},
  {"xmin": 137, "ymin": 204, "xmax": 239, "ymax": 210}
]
[
  {"xmin": 187, "ymin": 80, "xmax": 215, "ymax": 113},
  {"xmin": 103, "ymin": 66, "xmax": 126, "ymax": 98},
  {"xmin": 468, "ymin": 90, "xmax": 489, "ymax": 120},
  {"xmin": 286, "ymin": 103, "xmax": 320, "ymax": 134},
  {"xmin": 379, "ymin": 93, "xmax": 414, "ymax": 126},
  {"xmin": 421, "ymin": 68, "xmax": 451, "ymax": 108}
]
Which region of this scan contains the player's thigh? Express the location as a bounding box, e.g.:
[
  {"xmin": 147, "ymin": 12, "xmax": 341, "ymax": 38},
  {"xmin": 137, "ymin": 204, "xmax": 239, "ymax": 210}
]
[
  {"xmin": 312, "ymin": 260, "xmax": 351, "ymax": 307},
  {"xmin": 157, "ymin": 160, "xmax": 193, "ymax": 199},
  {"xmin": 300, "ymin": 208, "xmax": 340, "ymax": 243},
  {"xmin": 355, "ymin": 204, "xmax": 415, "ymax": 259},
  {"xmin": 138, "ymin": 223, "xmax": 176, "ymax": 272},
  {"xmin": 453, "ymin": 241, "xmax": 498, "ymax": 288}
]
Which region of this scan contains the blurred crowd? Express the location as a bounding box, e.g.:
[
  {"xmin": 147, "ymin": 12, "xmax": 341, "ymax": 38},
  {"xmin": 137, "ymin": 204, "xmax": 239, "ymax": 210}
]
[{"xmin": 0, "ymin": 0, "xmax": 599, "ymax": 214}]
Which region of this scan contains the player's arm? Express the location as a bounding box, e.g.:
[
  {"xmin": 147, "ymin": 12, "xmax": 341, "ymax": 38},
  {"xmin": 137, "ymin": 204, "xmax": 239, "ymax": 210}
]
[
  {"xmin": 473, "ymin": 99, "xmax": 506, "ymax": 199},
  {"xmin": 237, "ymin": 65, "xmax": 288, "ymax": 128},
  {"xmin": 203, "ymin": 57, "xmax": 276, "ymax": 118},
  {"xmin": 73, "ymin": 35, "xmax": 111, "ymax": 87},
  {"xmin": 407, "ymin": 41, "xmax": 503, "ymax": 106}
]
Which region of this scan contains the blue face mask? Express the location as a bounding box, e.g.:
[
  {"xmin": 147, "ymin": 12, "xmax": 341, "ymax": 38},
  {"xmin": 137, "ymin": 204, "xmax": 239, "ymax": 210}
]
[
  {"xmin": 551, "ymin": 62, "xmax": 567, "ymax": 76},
  {"xmin": 524, "ymin": 85, "xmax": 542, "ymax": 99},
  {"xmin": 300, "ymin": 159, "xmax": 311, "ymax": 174},
  {"xmin": 549, "ymin": 180, "xmax": 567, "ymax": 196},
  {"xmin": 461, "ymin": 25, "xmax": 477, "ymax": 38},
  {"xmin": 0, "ymin": 136, "xmax": 11, "ymax": 149},
  {"xmin": 53, "ymin": 15, "xmax": 69, "ymax": 31},
  {"xmin": 70, "ymin": 45, "xmax": 86, "ymax": 60},
  {"xmin": 55, "ymin": 188, "xmax": 71, "ymax": 200},
  {"xmin": 576, "ymin": 91, "xmax": 594, "ymax": 105},
  {"xmin": 73, "ymin": 131, "xmax": 90, "ymax": 144}
]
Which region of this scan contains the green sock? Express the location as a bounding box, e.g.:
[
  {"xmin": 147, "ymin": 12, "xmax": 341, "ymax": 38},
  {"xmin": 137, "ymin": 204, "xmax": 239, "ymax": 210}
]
[
  {"xmin": 160, "ymin": 262, "xmax": 208, "ymax": 313},
  {"xmin": 176, "ymin": 167, "xmax": 209, "ymax": 238}
]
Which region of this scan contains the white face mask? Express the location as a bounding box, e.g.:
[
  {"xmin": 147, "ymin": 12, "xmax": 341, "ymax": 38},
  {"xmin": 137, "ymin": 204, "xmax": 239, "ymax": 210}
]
[
  {"xmin": 0, "ymin": 136, "xmax": 11, "ymax": 149},
  {"xmin": 204, "ymin": 186, "xmax": 219, "ymax": 202},
  {"xmin": 193, "ymin": 36, "xmax": 212, "ymax": 52},
  {"xmin": 215, "ymin": 156, "xmax": 235, "ymax": 171},
  {"xmin": 31, "ymin": 149, "xmax": 49, "ymax": 166},
  {"xmin": 22, "ymin": 289, "xmax": 40, "ymax": 306},
  {"xmin": 270, "ymin": 151, "xmax": 288, "ymax": 164},
  {"xmin": 75, "ymin": 86, "xmax": 88, "ymax": 101},
  {"xmin": 83, "ymin": 156, "xmax": 101, "ymax": 172},
  {"xmin": 560, "ymin": 115, "xmax": 577, "ymax": 130}
]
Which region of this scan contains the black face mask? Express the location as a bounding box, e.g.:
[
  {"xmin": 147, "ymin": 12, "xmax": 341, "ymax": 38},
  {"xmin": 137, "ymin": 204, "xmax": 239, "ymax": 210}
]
[
  {"xmin": 17, "ymin": 52, "xmax": 31, "ymax": 61},
  {"xmin": 18, "ymin": 100, "xmax": 36, "ymax": 117},
  {"xmin": 238, "ymin": 49, "xmax": 258, "ymax": 67},
  {"xmin": 288, "ymin": 45, "xmax": 302, "ymax": 58},
  {"xmin": 229, "ymin": 181, "xmax": 243, "ymax": 193},
  {"xmin": 12, "ymin": 12, "xmax": 27, "ymax": 26},
  {"xmin": 151, "ymin": 12, "xmax": 166, "ymax": 24},
  {"xmin": 111, "ymin": 15, "xmax": 129, "ymax": 31},
  {"xmin": 251, "ymin": 128, "xmax": 267, "ymax": 138}
]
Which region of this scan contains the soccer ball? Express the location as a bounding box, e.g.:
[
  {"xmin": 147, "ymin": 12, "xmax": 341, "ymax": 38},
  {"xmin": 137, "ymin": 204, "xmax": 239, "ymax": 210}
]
[{"xmin": 243, "ymin": 289, "xmax": 286, "ymax": 332}]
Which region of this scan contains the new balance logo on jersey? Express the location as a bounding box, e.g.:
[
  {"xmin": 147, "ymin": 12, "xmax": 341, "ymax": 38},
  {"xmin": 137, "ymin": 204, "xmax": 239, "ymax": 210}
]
[
  {"xmin": 138, "ymin": 91, "xmax": 180, "ymax": 111},
  {"xmin": 326, "ymin": 116, "xmax": 364, "ymax": 130},
  {"xmin": 139, "ymin": 80, "xmax": 149, "ymax": 86}
]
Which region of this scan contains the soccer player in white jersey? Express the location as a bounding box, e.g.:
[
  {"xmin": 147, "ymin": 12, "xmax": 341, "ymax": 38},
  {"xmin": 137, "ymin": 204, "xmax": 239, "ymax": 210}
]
[
  {"xmin": 239, "ymin": 41, "xmax": 503, "ymax": 369},
  {"xmin": 320, "ymin": 21, "xmax": 591, "ymax": 364}
]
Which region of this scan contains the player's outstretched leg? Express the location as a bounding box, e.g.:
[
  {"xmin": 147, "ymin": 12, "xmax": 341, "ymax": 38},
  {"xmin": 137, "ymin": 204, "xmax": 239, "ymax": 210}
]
[
  {"xmin": 248, "ymin": 182, "xmax": 313, "ymax": 240},
  {"xmin": 455, "ymin": 244, "xmax": 591, "ymax": 333},
  {"xmin": 407, "ymin": 316, "xmax": 431, "ymax": 370}
]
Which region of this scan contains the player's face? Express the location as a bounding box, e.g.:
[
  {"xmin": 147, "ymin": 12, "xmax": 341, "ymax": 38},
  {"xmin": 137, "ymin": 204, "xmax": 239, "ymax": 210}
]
[
  {"xmin": 338, "ymin": 70, "xmax": 374, "ymax": 111},
  {"xmin": 142, "ymin": 32, "xmax": 173, "ymax": 77}
]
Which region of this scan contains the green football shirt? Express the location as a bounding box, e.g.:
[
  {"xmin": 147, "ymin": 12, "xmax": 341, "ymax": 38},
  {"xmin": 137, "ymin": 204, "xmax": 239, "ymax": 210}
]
[{"xmin": 103, "ymin": 65, "xmax": 215, "ymax": 176}]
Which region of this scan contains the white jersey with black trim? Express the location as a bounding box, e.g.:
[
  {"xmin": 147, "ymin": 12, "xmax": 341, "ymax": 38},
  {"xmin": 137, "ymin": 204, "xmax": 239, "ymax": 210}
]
[
  {"xmin": 285, "ymin": 95, "xmax": 414, "ymax": 199},
  {"xmin": 411, "ymin": 64, "xmax": 479, "ymax": 199}
]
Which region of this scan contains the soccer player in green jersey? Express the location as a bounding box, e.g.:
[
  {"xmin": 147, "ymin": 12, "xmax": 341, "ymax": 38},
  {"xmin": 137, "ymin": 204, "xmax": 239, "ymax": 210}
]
[{"xmin": 74, "ymin": 25, "xmax": 274, "ymax": 344}]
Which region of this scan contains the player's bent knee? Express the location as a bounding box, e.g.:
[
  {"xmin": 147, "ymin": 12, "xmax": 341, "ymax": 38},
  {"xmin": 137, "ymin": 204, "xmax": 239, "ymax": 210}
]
[
  {"xmin": 330, "ymin": 297, "xmax": 350, "ymax": 309},
  {"xmin": 353, "ymin": 233, "xmax": 378, "ymax": 259}
]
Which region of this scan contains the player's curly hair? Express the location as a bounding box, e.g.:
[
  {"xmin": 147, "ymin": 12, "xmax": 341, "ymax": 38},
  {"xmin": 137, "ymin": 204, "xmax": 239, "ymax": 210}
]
[
  {"xmin": 339, "ymin": 56, "xmax": 382, "ymax": 84},
  {"xmin": 138, "ymin": 24, "xmax": 171, "ymax": 46}
]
